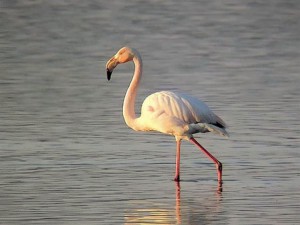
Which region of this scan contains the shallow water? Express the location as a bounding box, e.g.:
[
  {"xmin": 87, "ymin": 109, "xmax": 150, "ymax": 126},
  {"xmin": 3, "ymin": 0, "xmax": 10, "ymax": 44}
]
[{"xmin": 1, "ymin": 0, "xmax": 300, "ymax": 224}]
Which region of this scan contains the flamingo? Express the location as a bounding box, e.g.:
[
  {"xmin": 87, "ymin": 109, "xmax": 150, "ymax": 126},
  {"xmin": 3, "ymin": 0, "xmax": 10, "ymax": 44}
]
[{"xmin": 106, "ymin": 47, "xmax": 228, "ymax": 184}]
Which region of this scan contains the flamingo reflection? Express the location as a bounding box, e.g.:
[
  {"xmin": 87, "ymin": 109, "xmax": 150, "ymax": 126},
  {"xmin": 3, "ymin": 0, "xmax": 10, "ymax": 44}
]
[{"xmin": 124, "ymin": 182, "xmax": 222, "ymax": 224}]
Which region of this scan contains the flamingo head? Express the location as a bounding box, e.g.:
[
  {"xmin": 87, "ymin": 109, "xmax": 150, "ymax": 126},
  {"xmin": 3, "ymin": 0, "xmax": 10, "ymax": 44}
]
[{"xmin": 106, "ymin": 47, "xmax": 135, "ymax": 81}]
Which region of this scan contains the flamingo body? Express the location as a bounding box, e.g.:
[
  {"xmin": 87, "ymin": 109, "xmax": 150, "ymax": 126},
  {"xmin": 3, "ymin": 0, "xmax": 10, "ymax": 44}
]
[
  {"xmin": 138, "ymin": 91, "xmax": 227, "ymax": 139},
  {"xmin": 106, "ymin": 47, "xmax": 228, "ymax": 184}
]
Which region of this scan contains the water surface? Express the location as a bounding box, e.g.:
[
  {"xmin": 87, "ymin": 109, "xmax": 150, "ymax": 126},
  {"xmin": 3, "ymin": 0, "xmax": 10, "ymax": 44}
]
[{"xmin": 1, "ymin": 0, "xmax": 299, "ymax": 224}]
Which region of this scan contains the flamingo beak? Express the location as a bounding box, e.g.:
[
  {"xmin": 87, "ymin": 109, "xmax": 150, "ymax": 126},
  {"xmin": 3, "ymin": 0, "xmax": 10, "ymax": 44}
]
[
  {"xmin": 107, "ymin": 69, "xmax": 112, "ymax": 81},
  {"xmin": 106, "ymin": 57, "xmax": 118, "ymax": 81}
]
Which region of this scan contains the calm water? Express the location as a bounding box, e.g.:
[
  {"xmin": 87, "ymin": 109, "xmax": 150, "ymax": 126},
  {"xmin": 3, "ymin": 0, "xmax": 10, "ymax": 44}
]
[{"xmin": 1, "ymin": 0, "xmax": 300, "ymax": 224}]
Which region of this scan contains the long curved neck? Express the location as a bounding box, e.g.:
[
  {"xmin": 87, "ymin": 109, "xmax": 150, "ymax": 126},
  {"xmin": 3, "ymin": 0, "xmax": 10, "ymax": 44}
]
[{"xmin": 123, "ymin": 52, "xmax": 142, "ymax": 130}]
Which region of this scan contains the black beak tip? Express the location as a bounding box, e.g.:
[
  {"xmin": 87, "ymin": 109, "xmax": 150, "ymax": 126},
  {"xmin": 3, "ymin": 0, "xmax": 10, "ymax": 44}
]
[{"xmin": 107, "ymin": 69, "xmax": 112, "ymax": 81}]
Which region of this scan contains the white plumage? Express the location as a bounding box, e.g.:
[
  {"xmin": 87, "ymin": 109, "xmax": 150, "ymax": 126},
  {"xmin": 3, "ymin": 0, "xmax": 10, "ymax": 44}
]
[
  {"xmin": 106, "ymin": 46, "xmax": 228, "ymax": 184},
  {"xmin": 140, "ymin": 91, "xmax": 228, "ymax": 138}
]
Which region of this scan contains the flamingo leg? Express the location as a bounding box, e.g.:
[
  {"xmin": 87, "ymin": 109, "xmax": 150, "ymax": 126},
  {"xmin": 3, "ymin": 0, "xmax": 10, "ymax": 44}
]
[
  {"xmin": 174, "ymin": 139, "xmax": 181, "ymax": 182},
  {"xmin": 190, "ymin": 137, "xmax": 223, "ymax": 184}
]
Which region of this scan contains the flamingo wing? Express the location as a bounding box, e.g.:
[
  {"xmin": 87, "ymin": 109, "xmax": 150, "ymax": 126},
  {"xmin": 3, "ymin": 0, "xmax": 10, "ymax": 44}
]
[{"xmin": 139, "ymin": 91, "xmax": 227, "ymax": 137}]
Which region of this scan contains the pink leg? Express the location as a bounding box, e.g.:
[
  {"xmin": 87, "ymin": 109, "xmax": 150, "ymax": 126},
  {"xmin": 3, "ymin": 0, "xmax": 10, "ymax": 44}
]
[
  {"xmin": 174, "ymin": 139, "xmax": 181, "ymax": 182},
  {"xmin": 190, "ymin": 137, "xmax": 223, "ymax": 184}
]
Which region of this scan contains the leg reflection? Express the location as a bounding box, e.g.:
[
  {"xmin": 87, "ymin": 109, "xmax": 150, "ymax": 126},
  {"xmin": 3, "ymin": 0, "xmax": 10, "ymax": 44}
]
[
  {"xmin": 175, "ymin": 181, "xmax": 181, "ymax": 224},
  {"xmin": 217, "ymin": 181, "xmax": 223, "ymax": 194},
  {"xmin": 174, "ymin": 181, "xmax": 223, "ymax": 224}
]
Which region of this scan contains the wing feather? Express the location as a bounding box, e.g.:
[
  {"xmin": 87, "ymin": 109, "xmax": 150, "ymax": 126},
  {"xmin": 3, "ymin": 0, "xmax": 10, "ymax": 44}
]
[{"xmin": 141, "ymin": 91, "xmax": 224, "ymax": 126}]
